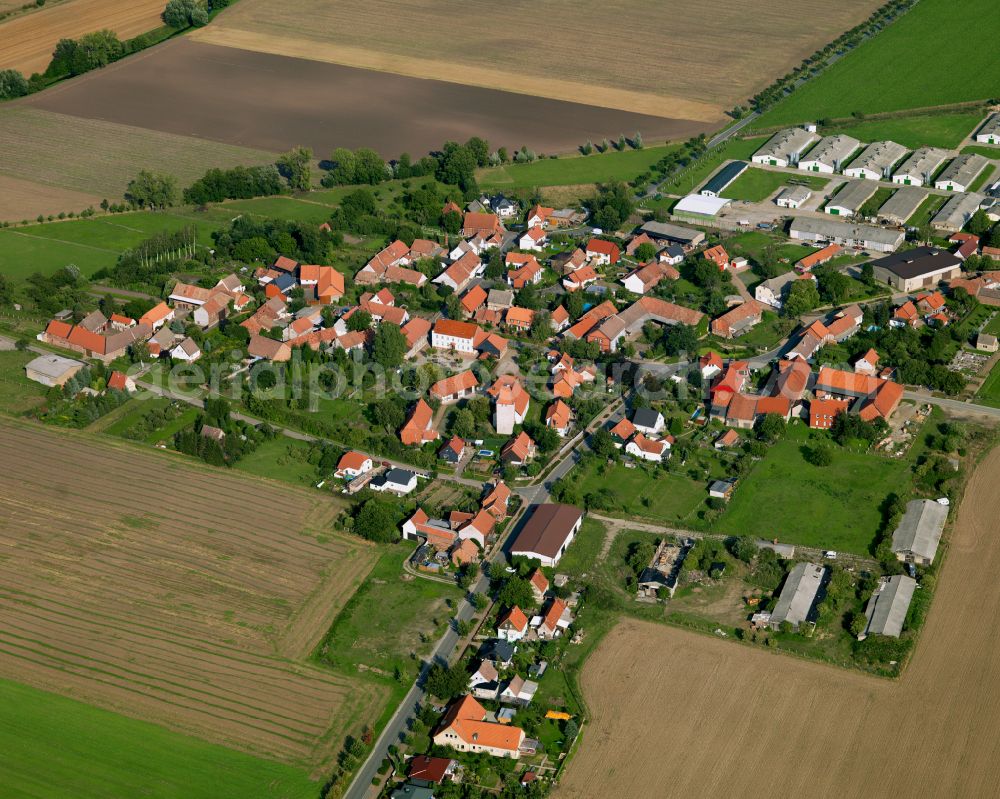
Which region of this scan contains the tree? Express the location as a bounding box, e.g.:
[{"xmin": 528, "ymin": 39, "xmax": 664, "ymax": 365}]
[
  {"xmin": 755, "ymin": 413, "xmax": 786, "ymax": 443},
  {"xmin": 441, "ymin": 209, "xmax": 462, "ymax": 235},
  {"xmin": 634, "ymin": 242, "xmax": 657, "ymax": 263},
  {"xmin": 497, "ymin": 576, "xmax": 534, "ymax": 610},
  {"xmin": 371, "ymin": 398, "xmax": 405, "ymax": 431},
  {"xmin": 162, "ymin": 0, "xmax": 207, "ymax": 27},
  {"xmin": 451, "ymin": 408, "xmax": 476, "ymax": 439},
  {"xmin": 816, "ymin": 267, "xmax": 852, "ymax": 305},
  {"xmin": 484, "ymin": 249, "xmax": 505, "ymax": 280},
  {"xmin": 860, "ymin": 262, "xmax": 875, "ymax": 286},
  {"xmin": 782, "ymin": 279, "xmax": 820, "ymax": 317},
  {"xmin": 276, "ymin": 147, "xmax": 312, "ymax": 191},
  {"xmin": 0, "ymin": 69, "xmax": 29, "ymax": 99},
  {"xmin": 425, "ymin": 662, "xmax": 468, "ymax": 699},
  {"xmin": 805, "ymin": 444, "xmax": 833, "ymax": 467},
  {"xmin": 372, "ymin": 323, "xmax": 407, "ymax": 368},
  {"xmin": 728, "ymin": 535, "xmax": 757, "ymax": 563},
  {"xmin": 967, "ymin": 209, "xmax": 992, "ymax": 236},
  {"xmin": 662, "ymin": 323, "xmax": 698, "ymax": 356},
  {"xmin": 590, "ymin": 427, "xmax": 615, "ymax": 458},
  {"xmin": 352, "ymin": 148, "xmax": 388, "ymax": 184},
  {"xmin": 625, "ymin": 540, "xmax": 655, "ymax": 577},
  {"xmin": 125, "ymin": 170, "xmax": 177, "ymax": 209},
  {"xmin": 352, "ymin": 498, "xmax": 399, "ymax": 543},
  {"xmin": 346, "ymin": 309, "xmax": 372, "ymax": 332}
]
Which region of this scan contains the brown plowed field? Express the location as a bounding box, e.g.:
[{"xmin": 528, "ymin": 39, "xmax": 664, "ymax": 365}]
[
  {"xmin": 0, "ymin": 419, "xmax": 383, "ymax": 771},
  {"xmin": 22, "ymin": 38, "xmax": 709, "ymax": 158},
  {"xmin": 0, "ymin": 174, "xmax": 102, "ymax": 220},
  {"xmin": 196, "ymin": 0, "xmax": 884, "ymax": 119},
  {"xmin": 0, "ymin": 0, "xmax": 165, "ymax": 75},
  {"xmin": 559, "ymin": 446, "xmax": 1000, "ymax": 798}
]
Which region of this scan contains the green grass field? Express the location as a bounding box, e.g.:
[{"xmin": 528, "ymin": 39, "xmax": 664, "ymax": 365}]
[
  {"xmin": 221, "ymin": 196, "xmax": 336, "ymax": 224},
  {"xmin": 235, "ymin": 435, "xmax": 325, "ymax": 487},
  {"xmin": 0, "ymin": 678, "xmax": 317, "ymax": 799},
  {"xmin": 721, "ymin": 168, "xmax": 827, "ymax": 202},
  {"xmin": 906, "ymin": 193, "xmax": 948, "ymax": 228},
  {"xmin": 961, "ymin": 145, "xmax": 1000, "ymax": 159},
  {"xmin": 478, "ymin": 144, "xmax": 682, "ymax": 190},
  {"xmin": 820, "ymin": 112, "xmax": 985, "ymax": 150},
  {"xmin": 0, "ymin": 210, "xmax": 227, "ymax": 279},
  {"xmin": 976, "ymin": 360, "xmax": 1000, "ymax": 408},
  {"xmin": 317, "ymin": 545, "xmax": 461, "ymax": 681},
  {"xmin": 555, "ymin": 517, "xmax": 606, "ymax": 578},
  {"xmin": 713, "ymin": 424, "xmax": 910, "ymax": 554},
  {"xmin": 969, "ymin": 164, "xmax": 997, "ymax": 193},
  {"xmin": 0, "ymin": 349, "xmax": 48, "ymax": 415},
  {"xmin": 572, "ymin": 460, "xmax": 708, "ymax": 524},
  {"xmin": 757, "ymin": 0, "xmax": 999, "ymax": 125},
  {"xmin": 660, "ymin": 137, "xmax": 767, "ymax": 196},
  {"xmin": 724, "ymin": 230, "xmax": 817, "ymax": 267}
]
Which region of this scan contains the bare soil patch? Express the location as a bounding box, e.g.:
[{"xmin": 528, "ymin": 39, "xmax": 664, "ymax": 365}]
[
  {"xmin": 22, "ymin": 38, "xmax": 711, "ymax": 158},
  {"xmin": 0, "ymin": 174, "xmax": 102, "ymax": 221},
  {"xmin": 0, "ymin": 0, "xmax": 164, "ymax": 75},
  {"xmin": 0, "ymin": 418, "xmax": 383, "ymax": 772},
  {"xmin": 197, "ymin": 0, "xmax": 884, "ymax": 118},
  {"xmin": 560, "ymin": 446, "xmax": 1000, "ymax": 798},
  {"xmin": 0, "ymin": 105, "xmax": 274, "ymax": 214}
]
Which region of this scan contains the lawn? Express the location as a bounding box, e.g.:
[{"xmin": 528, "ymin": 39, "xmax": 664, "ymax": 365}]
[
  {"xmin": 721, "ymin": 168, "xmax": 828, "ymax": 202},
  {"xmin": 0, "ymin": 210, "xmax": 226, "ymax": 280},
  {"xmin": 961, "ymin": 145, "xmax": 1000, "ymax": 159},
  {"xmin": 0, "ymin": 349, "xmax": 48, "ymax": 415},
  {"xmin": 234, "ymin": 435, "xmax": 325, "ymax": 487},
  {"xmin": 660, "ymin": 137, "xmax": 767, "ymax": 196},
  {"xmin": 100, "ymin": 395, "xmax": 200, "ymax": 444},
  {"xmin": 757, "ymin": 0, "xmax": 999, "ymax": 125},
  {"xmin": 316, "ymin": 545, "xmax": 462, "ymax": 682},
  {"xmin": 571, "ymin": 460, "xmax": 708, "ymax": 525},
  {"xmin": 724, "ymin": 230, "xmax": 817, "ymax": 268},
  {"xmin": 817, "ymin": 111, "xmax": 985, "ymax": 150},
  {"xmin": 906, "ymin": 193, "xmax": 948, "ymax": 228},
  {"xmin": 713, "ymin": 423, "xmax": 911, "ymax": 554},
  {"xmin": 555, "ymin": 517, "xmax": 606, "ymax": 578},
  {"xmin": 220, "ymin": 196, "xmax": 336, "ymax": 224},
  {"xmin": 969, "ymin": 164, "xmax": 997, "ymax": 193},
  {"xmin": 975, "ymin": 359, "xmax": 1000, "ymax": 408},
  {"xmin": 477, "ymin": 144, "xmax": 683, "ymax": 190},
  {"xmin": 0, "ymin": 678, "xmax": 317, "ymax": 799}
]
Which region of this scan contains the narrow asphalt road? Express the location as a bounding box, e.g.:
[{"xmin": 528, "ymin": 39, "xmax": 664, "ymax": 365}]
[
  {"xmin": 345, "ymin": 397, "xmax": 619, "ymax": 798},
  {"xmin": 903, "ymin": 390, "xmax": 1000, "ymax": 419}
]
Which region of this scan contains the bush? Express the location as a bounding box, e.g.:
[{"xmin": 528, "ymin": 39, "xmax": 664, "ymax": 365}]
[
  {"xmin": 0, "ymin": 69, "xmax": 29, "ymax": 99},
  {"xmin": 162, "ymin": 0, "xmax": 207, "ymax": 28}
]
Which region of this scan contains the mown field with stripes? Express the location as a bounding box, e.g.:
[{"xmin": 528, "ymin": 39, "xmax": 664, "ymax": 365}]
[{"xmin": 0, "ymin": 418, "xmax": 383, "ymax": 775}]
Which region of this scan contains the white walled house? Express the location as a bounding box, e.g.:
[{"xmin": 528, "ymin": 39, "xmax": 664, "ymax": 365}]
[
  {"xmin": 518, "ymin": 227, "xmax": 547, "ymax": 251},
  {"xmin": 975, "ymin": 113, "xmax": 1000, "ymax": 145},
  {"xmin": 776, "ymin": 186, "xmax": 811, "ymax": 209},
  {"xmin": 625, "ymin": 433, "xmax": 670, "ymax": 463},
  {"xmin": 844, "ymin": 140, "xmax": 908, "ymax": 181},
  {"xmin": 431, "ymin": 319, "xmax": 478, "ymax": 354},
  {"xmin": 798, "ymin": 134, "xmax": 860, "ymax": 174},
  {"xmin": 934, "ymin": 154, "xmax": 990, "ymax": 193},
  {"xmin": 751, "ymin": 128, "xmax": 818, "ymax": 168},
  {"xmin": 892, "ymin": 148, "xmax": 949, "ymax": 186}
]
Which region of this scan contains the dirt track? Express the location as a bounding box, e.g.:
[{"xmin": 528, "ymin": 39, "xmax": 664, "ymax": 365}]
[
  {"xmin": 22, "ymin": 38, "xmax": 711, "ymax": 157},
  {"xmin": 0, "ymin": 0, "xmax": 164, "ymax": 75},
  {"xmin": 560, "ymin": 446, "xmax": 1000, "ymax": 798},
  {"xmin": 0, "ymin": 419, "xmax": 383, "ymax": 771}
]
